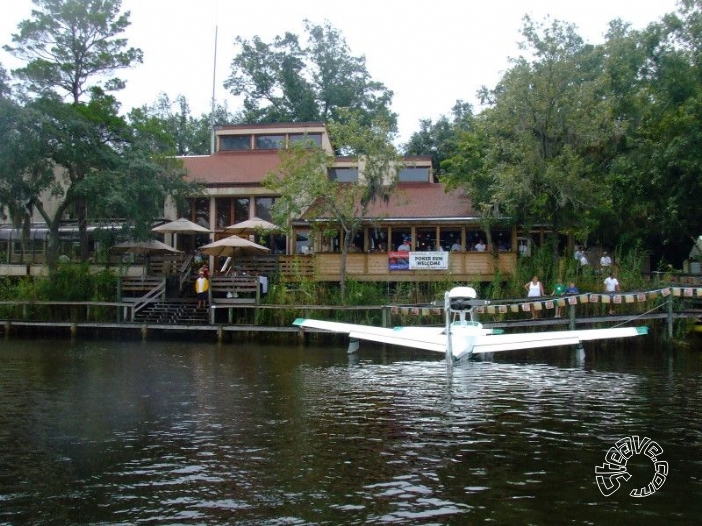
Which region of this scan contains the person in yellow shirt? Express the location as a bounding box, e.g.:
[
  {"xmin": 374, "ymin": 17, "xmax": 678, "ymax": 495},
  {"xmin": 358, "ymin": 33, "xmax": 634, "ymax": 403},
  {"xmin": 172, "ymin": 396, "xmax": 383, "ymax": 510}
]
[{"xmin": 195, "ymin": 269, "xmax": 209, "ymax": 309}]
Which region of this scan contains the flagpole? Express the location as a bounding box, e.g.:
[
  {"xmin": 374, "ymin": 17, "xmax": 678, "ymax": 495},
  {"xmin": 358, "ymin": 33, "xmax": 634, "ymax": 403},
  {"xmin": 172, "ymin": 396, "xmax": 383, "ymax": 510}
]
[{"xmin": 210, "ymin": 25, "xmax": 218, "ymax": 155}]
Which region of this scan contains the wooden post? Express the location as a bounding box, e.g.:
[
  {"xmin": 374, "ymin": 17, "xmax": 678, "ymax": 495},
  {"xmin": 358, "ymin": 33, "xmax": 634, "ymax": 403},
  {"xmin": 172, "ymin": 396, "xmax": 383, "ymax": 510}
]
[
  {"xmin": 70, "ymin": 323, "xmax": 77, "ymax": 339},
  {"xmin": 568, "ymin": 302, "xmax": 576, "ymax": 330},
  {"xmin": 666, "ymin": 293, "xmax": 674, "ymax": 339},
  {"xmin": 217, "ymin": 325, "xmax": 223, "ymax": 342},
  {"xmin": 4, "ymin": 321, "xmax": 10, "ymax": 338},
  {"xmin": 141, "ymin": 324, "xmax": 148, "ymax": 340},
  {"xmin": 382, "ymin": 306, "xmax": 388, "ymax": 328}
]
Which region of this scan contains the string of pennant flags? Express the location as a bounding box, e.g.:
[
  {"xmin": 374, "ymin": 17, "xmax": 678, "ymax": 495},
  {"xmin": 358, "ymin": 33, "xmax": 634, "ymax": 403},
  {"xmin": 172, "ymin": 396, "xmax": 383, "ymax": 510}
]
[{"xmin": 389, "ymin": 286, "xmax": 702, "ymax": 317}]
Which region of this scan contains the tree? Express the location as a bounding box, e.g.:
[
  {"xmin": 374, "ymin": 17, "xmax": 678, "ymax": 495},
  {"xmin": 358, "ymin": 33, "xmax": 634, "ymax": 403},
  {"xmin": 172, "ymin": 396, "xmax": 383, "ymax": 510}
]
[
  {"xmin": 3, "ymin": 0, "xmax": 143, "ymax": 267},
  {"xmin": 471, "ymin": 17, "xmax": 617, "ymax": 262},
  {"xmin": 263, "ymin": 111, "xmax": 402, "ymax": 302},
  {"xmin": 403, "ymin": 100, "xmax": 475, "ymax": 177},
  {"xmin": 225, "ymin": 20, "xmax": 397, "ymax": 143},
  {"xmin": 128, "ymin": 94, "xmax": 238, "ymax": 156},
  {"xmin": 4, "ymin": 0, "xmax": 143, "ymax": 104}
]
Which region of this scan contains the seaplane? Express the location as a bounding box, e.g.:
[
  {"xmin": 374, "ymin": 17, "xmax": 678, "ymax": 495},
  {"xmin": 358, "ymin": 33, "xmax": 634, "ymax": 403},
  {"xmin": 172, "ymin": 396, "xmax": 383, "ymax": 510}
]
[{"xmin": 293, "ymin": 286, "xmax": 648, "ymax": 362}]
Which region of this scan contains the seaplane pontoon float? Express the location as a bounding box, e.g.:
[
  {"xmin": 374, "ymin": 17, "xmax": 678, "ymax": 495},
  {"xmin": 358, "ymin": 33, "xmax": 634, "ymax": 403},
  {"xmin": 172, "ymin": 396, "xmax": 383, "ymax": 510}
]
[{"xmin": 293, "ymin": 287, "xmax": 648, "ymax": 362}]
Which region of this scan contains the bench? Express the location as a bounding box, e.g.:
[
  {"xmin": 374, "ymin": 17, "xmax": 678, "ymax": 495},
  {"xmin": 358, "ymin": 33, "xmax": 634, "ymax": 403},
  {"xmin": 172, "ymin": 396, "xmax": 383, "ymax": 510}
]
[{"xmin": 210, "ymin": 276, "xmax": 261, "ymax": 305}]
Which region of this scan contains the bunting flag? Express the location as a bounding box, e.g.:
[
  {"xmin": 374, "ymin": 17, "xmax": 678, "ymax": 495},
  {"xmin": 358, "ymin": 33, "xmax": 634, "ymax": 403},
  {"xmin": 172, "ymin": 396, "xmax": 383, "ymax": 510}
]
[
  {"xmin": 673, "ymin": 287, "xmax": 682, "ymax": 297},
  {"xmin": 545, "ymin": 300, "xmax": 554, "ymax": 310},
  {"xmin": 580, "ymin": 294, "xmax": 590, "ymax": 303},
  {"xmin": 625, "ymin": 294, "xmax": 635, "ymax": 303},
  {"xmin": 421, "ymin": 308, "xmax": 430, "ymax": 316},
  {"xmin": 391, "ymin": 306, "xmax": 399, "ymax": 314},
  {"xmin": 648, "ymin": 291, "xmax": 659, "ymax": 300},
  {"xmin": 499, "ymin": 305, "xmax": 507, "ymax": 314},
  {"xmin": 637, "ymin": 293, "xmax": 646, "ymax": 302},
  {"xmin": 662, "ymin": 287, "xmax": 671, "ymax": 296},
  {"xmin": 698, "ymin": 288, "xmax": 702, "ymax": 297},
  {"xmin": 600, "ymin": 294, "xmax": 609, "ymax": 304},
  {"xmin": 613, "ymin": 295, "xmax": 622, "ymax": 304},
  {"xmin": 487, "ymin": 306, "xmax": 496, "ymax": 314},
  {"xmin": 533, "ymin": 302, "xmax": 543, "ymax": 311},
  {"xmin": 522, "ymin": 303, "xmax": 531, "ymax": 312},
  {"xmin": 401, "ymin": 307, "xmax": 410, "ymax": 315},
  {"xmin": 568, "ymin": 296, "xmax": 578, "ymax": 306},
  {"xmin": 411, "ymin": 307, "xmax": 419, "ymax": 315},
  {"xmin": 557, "ymin": 299, "xmax": 567, "ymax": 307},
  {"xmin": 510, "ymin": 304, "xmax": 520, "ymax": 313},
  {"xmin": 477, "ymin": 306, "xmax": 485, "ymax": 314},
  {"xmin": 684, "ymin": 288, "xmax": 694, "ymax": 297},
  {"xmin": 433, "ymin": 308, "xmax": 442, "ymax": 315}
]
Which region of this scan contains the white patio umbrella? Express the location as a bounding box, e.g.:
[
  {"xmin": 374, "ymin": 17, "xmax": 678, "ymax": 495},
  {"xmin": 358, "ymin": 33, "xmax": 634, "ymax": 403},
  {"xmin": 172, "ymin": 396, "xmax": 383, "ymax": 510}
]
[
  {"xmin": 198, "ymin": 235, "xmax": 271, "ymax": 258},
  {"xmin": 111, "ymin": 239, "xmax": 183, "ymax": 255},
  {"xmin": 152, "ymin": 217, "xmax": 211, "ymax": 234},
  {"xmin": 223, "ymin": 217, "xmax": 281, "ymax": 235}
]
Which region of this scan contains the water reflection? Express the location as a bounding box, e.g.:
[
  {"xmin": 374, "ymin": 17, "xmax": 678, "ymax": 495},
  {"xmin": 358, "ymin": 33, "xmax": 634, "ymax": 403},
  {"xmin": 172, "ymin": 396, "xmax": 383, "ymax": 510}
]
[{"xmin": 0, "ymin": 337, "xmax": 700, "ymax": 524}]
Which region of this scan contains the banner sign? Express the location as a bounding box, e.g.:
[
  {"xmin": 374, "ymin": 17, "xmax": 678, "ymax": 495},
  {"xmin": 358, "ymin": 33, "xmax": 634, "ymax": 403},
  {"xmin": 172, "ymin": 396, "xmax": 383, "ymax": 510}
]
[{"xmin": 409, "ymin": 251, "xmax": 449, "ymax": 270}]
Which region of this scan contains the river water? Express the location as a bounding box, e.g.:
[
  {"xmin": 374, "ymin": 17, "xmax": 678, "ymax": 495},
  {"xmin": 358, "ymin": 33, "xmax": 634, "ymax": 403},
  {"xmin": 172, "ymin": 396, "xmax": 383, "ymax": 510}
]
[{"xmin": 0, "ymin": 335, "xmax": 701, "ymax": 525}]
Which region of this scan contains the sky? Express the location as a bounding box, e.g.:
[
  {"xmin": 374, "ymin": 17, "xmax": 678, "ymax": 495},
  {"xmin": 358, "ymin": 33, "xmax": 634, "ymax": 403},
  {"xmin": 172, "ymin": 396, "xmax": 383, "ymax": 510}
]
[{"xmin": 0, "ymin": 0, "xmax": 681, "ymax": 144}]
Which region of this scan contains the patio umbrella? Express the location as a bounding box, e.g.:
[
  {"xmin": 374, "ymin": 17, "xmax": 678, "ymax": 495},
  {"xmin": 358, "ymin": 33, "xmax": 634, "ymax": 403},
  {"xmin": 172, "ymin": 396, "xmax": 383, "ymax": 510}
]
[
  {"xmin": 111, "ymin": 239, "xmax": 183, "ymax": 255},
  {"xmin": 198, "ymin": 235, "xmax": 271, "ymax": 258},
  {"xmin": 223, "ymin": 217, "xmax": 281, "ymax": 235},
  {"xmin": 152, "ymin": 217, "xmax": 211, "ymax": 234}
]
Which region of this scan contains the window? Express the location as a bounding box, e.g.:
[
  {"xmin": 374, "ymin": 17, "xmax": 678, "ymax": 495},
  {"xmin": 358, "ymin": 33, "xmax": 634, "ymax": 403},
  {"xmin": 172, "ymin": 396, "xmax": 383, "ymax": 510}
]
[
  {"xmin": 234, "ymin": 198, "xmax": 250, "ymax": 224},
  {"xmin": 398, "ymin": 167, "xmax": 430, "ymax": 182},
  {"xmin": 290, "ymin": 133, "xmax": 322, "ymax": 147},
  {"xmin": 220, "ymin": 135, "xmax": 251, "ymax": 151},
  {"xmin": 254, "ymin": 197, "xmax": 276, "ymax": 221},
  {"xmin": 328, "ymin": 168, "xmax": 358, "ymax": 182},
  {"xmin": 255, "ymin": 135, "xmax": 285, "ymax": 149}
]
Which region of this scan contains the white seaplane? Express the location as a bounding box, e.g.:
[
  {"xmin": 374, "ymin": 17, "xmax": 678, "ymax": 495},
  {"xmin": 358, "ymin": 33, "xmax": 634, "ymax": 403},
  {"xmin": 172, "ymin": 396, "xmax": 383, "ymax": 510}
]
[{"xmin": 293, "ymin": 286, "xmax": 648, "ymax": 362}]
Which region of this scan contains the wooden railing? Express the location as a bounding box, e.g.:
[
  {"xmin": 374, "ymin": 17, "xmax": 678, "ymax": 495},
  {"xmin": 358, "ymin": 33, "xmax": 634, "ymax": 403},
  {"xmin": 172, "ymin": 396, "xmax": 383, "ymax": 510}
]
[
  {"xmin": 204, "ymin": 252, "xmax": 517, "ymax": 283},
  {"xmin": 210, "ymin": 275, "xmax": 261, "ymax": 305}
]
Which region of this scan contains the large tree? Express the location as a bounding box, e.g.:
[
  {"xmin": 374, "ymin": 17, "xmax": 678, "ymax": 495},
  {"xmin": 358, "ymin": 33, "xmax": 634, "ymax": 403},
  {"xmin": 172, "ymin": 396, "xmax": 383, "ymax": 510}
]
[
  {"xmin": 3, "ymin": 0, "xmax": 144, "ymax": 266},
  {"xmin": 225, "ymin": 20, "xmax": 397, "ymax": 144},
  {"xmin": 263, "ymin": 111, "xmax": 402, "ymax": 302},
  {"xmin": 4, "ymin": 0, "xmax": 142, "ymax": 104},
  {"xmin": 465, "ymin": 17, "xmax": 617, "ymax": 261}
]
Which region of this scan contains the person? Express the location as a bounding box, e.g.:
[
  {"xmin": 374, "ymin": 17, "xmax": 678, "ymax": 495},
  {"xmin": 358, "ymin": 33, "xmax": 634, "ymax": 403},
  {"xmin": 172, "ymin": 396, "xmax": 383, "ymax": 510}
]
[
  {"xmin": 524, "ymin": 275, "xmax": 544, "ymax": 319},
  {"xmin": 579, "ymin": 252, "xmax": 589, "ymax": 268},
  {"xmin": 551, "ymin": 279, "xmax": 566, "ymax": 318},
  {"xmin": 195, "ymin": 269, "xmax": 209, "ymax": 309},
  {"xmin": 475, "ymin": 239, "xmax": 487, "ymax": 252},
  {"xmin": 349, "ymin": 242, "xmax": 361, "ymax": 253},
  {"xmin": 566, "ymin": 282, "xmax": 580, "ymax": 295},
  {"xmin": 604, "ymin": 272, "xmax": 620, "ymax": 315},
  {"xmin": 451, "ymin": 241, "xmax": 462, "ymax": 252},
  {"xmin": 435, "ymin": 242, "xmax": 445, "ymax": 252},
  {"xmin": 398, "ymin": 238, "xmax": 411, "ymax": 251},
  {"xmin": 600, "ymin": 251, "xmax": 612, "ymax": 270},
  {"xmin": 200, "ymin": 263, "xmax": 209, "ymax": 279},
  {"xmin": 574, "ymin": 246, "xmax": 583, "ymax": 262}
]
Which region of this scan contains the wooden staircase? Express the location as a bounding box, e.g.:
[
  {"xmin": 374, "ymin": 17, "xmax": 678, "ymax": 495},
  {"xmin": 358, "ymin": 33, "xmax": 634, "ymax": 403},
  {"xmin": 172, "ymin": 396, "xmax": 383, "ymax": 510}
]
[{"xmin": 133, "ymin": 300, "xmax": 210, "ymax": 325}]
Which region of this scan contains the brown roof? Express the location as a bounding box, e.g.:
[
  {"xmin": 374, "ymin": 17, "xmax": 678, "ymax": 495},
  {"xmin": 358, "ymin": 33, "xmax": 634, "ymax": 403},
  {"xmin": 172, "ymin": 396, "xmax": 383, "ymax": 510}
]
[
  {"xmin": 366, "ymin": 183, "xmax": 476, "ymax": 219},
  {"xmin": 179, "ymin": 151, "xmax": 282, "ymax": 185},
  {"xmin": 304, "ymin": 183, "xmax": 477, "ymax": 221}
]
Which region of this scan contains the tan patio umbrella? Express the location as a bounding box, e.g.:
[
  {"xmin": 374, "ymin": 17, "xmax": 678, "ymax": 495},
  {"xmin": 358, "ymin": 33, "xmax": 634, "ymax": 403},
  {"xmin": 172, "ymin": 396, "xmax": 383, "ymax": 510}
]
[
  {"xmin": 152, "ymin": 217, "xmax": 211, "ymax": 234},
  {"xmin": 111, "ymin": 239, "xmax": 183, "ymax": 255},
  {"xmin": 223, "ymin": 217, "xmax": 281, "ymax": 235},
  {"xmin": 198, "ymin": 235, "xmax": 271, "ymax": 258}
]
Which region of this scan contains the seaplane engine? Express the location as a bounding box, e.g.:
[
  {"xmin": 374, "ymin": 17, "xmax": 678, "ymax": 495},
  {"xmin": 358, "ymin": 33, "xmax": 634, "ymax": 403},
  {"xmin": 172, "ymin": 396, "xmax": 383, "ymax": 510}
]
[{"xmin": 447, "ymin": 286, "xmax": 478, "ymax": 312}]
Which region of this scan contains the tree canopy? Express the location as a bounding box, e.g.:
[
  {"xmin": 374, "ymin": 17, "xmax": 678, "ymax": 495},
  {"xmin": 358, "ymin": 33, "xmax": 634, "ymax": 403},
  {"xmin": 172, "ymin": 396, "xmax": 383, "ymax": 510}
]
[{"xmin": 225, "ymin": 20, "xmax": 397, "ymax": 147}]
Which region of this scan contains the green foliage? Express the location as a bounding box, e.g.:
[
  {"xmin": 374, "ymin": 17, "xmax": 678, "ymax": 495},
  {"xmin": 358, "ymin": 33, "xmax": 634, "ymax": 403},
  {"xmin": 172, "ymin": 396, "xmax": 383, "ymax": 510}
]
[
  {"xmin": 224, "ymin": 20, "xmax": 397, "ymax": 139},
  {"xmin": 4, "ymin": 0, "xmax": 143, "ymax": 103}
]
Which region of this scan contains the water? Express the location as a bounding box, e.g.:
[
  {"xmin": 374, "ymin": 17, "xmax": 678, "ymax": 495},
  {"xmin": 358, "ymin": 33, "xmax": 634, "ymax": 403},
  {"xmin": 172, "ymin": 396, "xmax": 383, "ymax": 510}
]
[{"xmin": 1, "ymin": 336, "xmax": 701, "ymax": 524}]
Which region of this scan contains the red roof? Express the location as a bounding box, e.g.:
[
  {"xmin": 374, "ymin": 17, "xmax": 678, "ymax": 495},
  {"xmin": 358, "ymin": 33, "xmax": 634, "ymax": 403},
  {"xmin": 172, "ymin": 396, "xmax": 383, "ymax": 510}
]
[
  {"xmin": 365, "ymin": 183, "xmax": 476, "ymax": 219},
  {"xmin": 179, "ymin": 151, "xmax": 282, "ymax": 185}
]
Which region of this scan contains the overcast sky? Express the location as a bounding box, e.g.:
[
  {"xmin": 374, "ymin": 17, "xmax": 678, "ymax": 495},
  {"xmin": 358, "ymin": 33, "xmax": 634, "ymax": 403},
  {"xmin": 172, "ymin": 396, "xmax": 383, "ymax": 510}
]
[{"xmin": 1, "ymin": 0, "xmax": 680, "ymax": 144}]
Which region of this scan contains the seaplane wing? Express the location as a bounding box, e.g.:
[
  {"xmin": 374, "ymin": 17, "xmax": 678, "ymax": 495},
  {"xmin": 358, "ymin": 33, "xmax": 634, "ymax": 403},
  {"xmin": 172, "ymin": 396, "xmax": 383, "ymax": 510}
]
[
  {"xmin": 469, "ymin": 327, "xmax": 648, "ymax": 354},
  {"xmin": 293, "ymin": 318, "xmax": 648, "ymax": 359},
  {"xmin": 293, "ymin": 318, "xmax": 450, "ymax": 353}
]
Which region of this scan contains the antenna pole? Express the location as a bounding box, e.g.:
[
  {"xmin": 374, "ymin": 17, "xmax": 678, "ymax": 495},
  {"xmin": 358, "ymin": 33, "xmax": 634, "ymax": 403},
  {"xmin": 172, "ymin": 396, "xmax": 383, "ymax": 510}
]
[{"xmin": 210, "ymin": 25, "xmax": 218, "ymax": 155}]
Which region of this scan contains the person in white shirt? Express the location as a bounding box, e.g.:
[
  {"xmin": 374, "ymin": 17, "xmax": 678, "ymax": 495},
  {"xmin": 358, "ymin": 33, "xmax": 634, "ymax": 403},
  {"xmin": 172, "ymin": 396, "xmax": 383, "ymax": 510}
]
[
  {"xmin": 600, "ymin": 251, "xmax": 612, "ymax": 270},
  {"xmin": 398, "ymin": 239, "xmax": 411, "ymax": 251},
  {"xmin": 603, "ymin": 272, "xmax": 620, "ymax": 315},
  {"xmin": 451, "ymin": 242, "xmax": 462, "ymax": 252},
  {"xmin": 475, "ymin": 240, "xmax": 486, "ymax": 252}
]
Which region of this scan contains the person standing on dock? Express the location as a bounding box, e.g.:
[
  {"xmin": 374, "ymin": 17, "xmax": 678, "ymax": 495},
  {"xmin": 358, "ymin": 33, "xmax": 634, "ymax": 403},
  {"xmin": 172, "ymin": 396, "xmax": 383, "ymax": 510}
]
[
  {"xmin": 525, "ymin": 276, "xmax": 544, "ymax": 319},
  {"xmin": 551, "ymin": 280, "xmax": 566, "ymax": 318},
  {"xmin": 604, "ymin": 272, "xmax": 620, "ymax": 315},
  {"xmin": 195, "ymin": 269, "xmax": 209, "ymax": 309}
]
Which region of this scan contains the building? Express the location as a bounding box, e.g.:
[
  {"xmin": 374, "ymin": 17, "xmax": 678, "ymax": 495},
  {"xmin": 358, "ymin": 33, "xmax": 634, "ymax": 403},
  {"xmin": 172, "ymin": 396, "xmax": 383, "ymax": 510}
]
[{"xmin": 176, "ymin": 122, "xmax": 517, "ymax": 283}]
